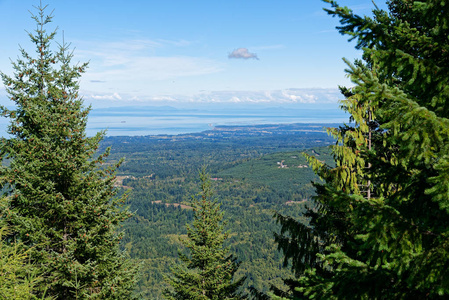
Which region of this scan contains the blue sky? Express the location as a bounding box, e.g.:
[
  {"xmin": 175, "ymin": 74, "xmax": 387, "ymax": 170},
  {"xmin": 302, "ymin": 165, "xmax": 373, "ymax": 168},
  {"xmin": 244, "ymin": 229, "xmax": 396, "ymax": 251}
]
[{"xmin": 0, "ymin": 0, "xmax": 387, "ymax": 109}]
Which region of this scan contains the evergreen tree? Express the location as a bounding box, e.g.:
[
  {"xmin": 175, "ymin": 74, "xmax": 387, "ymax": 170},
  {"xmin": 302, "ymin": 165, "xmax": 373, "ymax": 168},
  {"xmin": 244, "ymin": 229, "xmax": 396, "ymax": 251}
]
[
  {"xmin": 273, "ymin": 0, "xmax": 449, "ymax": 299},
  {"xmin": 0, "ymin": 197, "xmax": 51, "ymax": 300},
  {"xmin": 164, "ymin": 170, "xmax": 246, "ymax": 300},
  {"xmin": 0, "ymin": 3, "xmax": 138, "ymax": 299}
]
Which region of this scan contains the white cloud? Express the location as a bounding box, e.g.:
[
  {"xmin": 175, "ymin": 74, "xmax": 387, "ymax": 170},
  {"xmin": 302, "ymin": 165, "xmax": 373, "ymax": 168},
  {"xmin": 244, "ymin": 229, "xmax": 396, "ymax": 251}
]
[
  {"xmin": 150, "ymin": 95, "xmax": 177, "ymax": 102},
  {"xmin": 90, "ymin": 92, "xmax": 122, "ymax": 100},
  {"xmin": 281, "ymin": 90, "xmax": 318, "ymax": 103},
  {"xmin": 192, "ymin": 89, "xmax": 336, "ymax": 104},
  {"xmin": 83, "ymin": 88, "xmax": 341, "ymax": 107},
  {"xmin": 228, "ymin": 48, "xmax": 259, "ymax": 60}
]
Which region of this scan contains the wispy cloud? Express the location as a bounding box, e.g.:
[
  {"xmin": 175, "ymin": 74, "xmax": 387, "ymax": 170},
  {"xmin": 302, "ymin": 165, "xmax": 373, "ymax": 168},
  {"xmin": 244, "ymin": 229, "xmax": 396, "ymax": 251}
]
[
  {"xmin": 190, "ymin": 88, "xmax": 338, "ymax": 104},
  {"xmin": 156, "ymin": 39, "xmax": 192, "ymax": 47},
  {"xmin": 83, "ymin": 88, "xmax": 341, "ymax": 107},
  {"xmin": 84, "ymin": 55, "xmax": 222, "ymax": 81},
  {"xmin": 228, "ymin": 48, "xmax": 259, "ymax": 60},
  {"xmin": 74, "ymin": 38, "xmax": 223, "ymax": 93},
  {"xmin": 90, "ymin": 92, "xmax": 122, "ymax": 100}
]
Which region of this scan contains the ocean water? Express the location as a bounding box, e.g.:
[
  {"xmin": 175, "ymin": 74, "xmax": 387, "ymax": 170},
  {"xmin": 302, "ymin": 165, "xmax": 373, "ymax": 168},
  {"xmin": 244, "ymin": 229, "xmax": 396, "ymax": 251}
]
[
  {"xmin": 0, "ymin": 106, "xmax": 349, "ymax": 137},
  {"xmin": 86, "ymin": 106, "xmax": 348, "ymax": 136}
]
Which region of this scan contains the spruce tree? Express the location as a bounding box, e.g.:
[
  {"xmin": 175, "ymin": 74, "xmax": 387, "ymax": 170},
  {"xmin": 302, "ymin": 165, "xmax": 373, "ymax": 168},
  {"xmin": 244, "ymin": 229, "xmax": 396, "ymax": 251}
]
[
  {"xmin": 164, "ymin": 170, "xmax": 246, "ymax": 300},
  {"xmin": 273, "ymin": 0, "xmax": 449, "ymax": 298},
  {"xmin": 0, "ymin": 3, "xmax": 138, "ymax": 299}
]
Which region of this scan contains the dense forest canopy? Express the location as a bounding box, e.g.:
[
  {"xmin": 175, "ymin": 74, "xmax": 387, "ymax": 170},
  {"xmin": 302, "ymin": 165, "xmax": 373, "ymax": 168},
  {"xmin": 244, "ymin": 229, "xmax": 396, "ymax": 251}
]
[{"xmin": 108, "ymin": 128, "xmax": 335, "ymax": 298}]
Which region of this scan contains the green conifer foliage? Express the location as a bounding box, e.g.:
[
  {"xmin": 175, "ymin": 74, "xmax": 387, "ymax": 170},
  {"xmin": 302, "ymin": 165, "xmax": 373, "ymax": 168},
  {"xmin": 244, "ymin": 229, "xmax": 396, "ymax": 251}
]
[
  {"xmin": 164, "ymin": 170, "xmax": 246, "ymax": 300},
  {"xmin": 273, "ymin": 0, "xmax": 449, "ymax": 299},
  {"xmin": 0, "ymin": 197, "xmax": 52, "ymax": 300},
  {"xmin": 0, "ymin": 3, "xmax": 138, "ymax": 299}
]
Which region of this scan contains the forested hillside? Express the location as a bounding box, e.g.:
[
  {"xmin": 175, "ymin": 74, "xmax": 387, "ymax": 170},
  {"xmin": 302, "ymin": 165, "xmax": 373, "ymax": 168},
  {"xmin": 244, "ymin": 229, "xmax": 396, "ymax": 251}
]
[{"xmin": 99, "ymin": 125, "xmax": 335, "ymax": 298}]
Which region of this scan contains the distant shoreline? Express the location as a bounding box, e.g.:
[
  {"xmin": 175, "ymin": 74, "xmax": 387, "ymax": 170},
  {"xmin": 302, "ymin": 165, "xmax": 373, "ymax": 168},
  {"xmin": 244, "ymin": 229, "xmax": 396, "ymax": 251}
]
[{"xmin": 100, "ymin": 122, "xmax": 343, "ymax": 139}]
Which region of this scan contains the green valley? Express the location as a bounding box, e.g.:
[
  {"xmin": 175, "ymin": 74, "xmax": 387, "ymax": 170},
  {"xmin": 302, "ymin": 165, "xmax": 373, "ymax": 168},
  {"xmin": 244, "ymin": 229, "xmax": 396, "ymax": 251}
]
[{"xmin": 102, "ymin": 123, "xmax": 336, "ymax": 298}]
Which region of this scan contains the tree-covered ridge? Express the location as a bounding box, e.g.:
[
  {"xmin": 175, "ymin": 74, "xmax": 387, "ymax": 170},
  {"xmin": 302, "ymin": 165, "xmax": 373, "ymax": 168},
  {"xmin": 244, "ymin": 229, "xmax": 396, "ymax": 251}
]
[{"xmin": 0, "ymin": 3, "xmax": 137, "ymax": 299}]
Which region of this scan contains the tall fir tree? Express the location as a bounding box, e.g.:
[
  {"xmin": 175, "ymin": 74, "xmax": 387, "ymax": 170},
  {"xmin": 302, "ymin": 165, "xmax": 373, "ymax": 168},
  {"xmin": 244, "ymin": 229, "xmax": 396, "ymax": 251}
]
[
  {"xmin": 273, "ymin": 0, "xmax": 449, "ymax": 299},
  {"xmin": 0, "ymin": 3, "xmax": 138, "ymax": 299},
  {"xmin": 164, "ymin": 169, "xmax": 246, "ymax": 300}
]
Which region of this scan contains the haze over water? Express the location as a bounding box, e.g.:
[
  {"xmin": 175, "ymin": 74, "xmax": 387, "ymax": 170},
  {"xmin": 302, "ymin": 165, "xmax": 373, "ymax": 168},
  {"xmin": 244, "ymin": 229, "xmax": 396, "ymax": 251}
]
[{"xmin": 85, "ymin": 105, "xmax": 348, "ymax": 136}]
